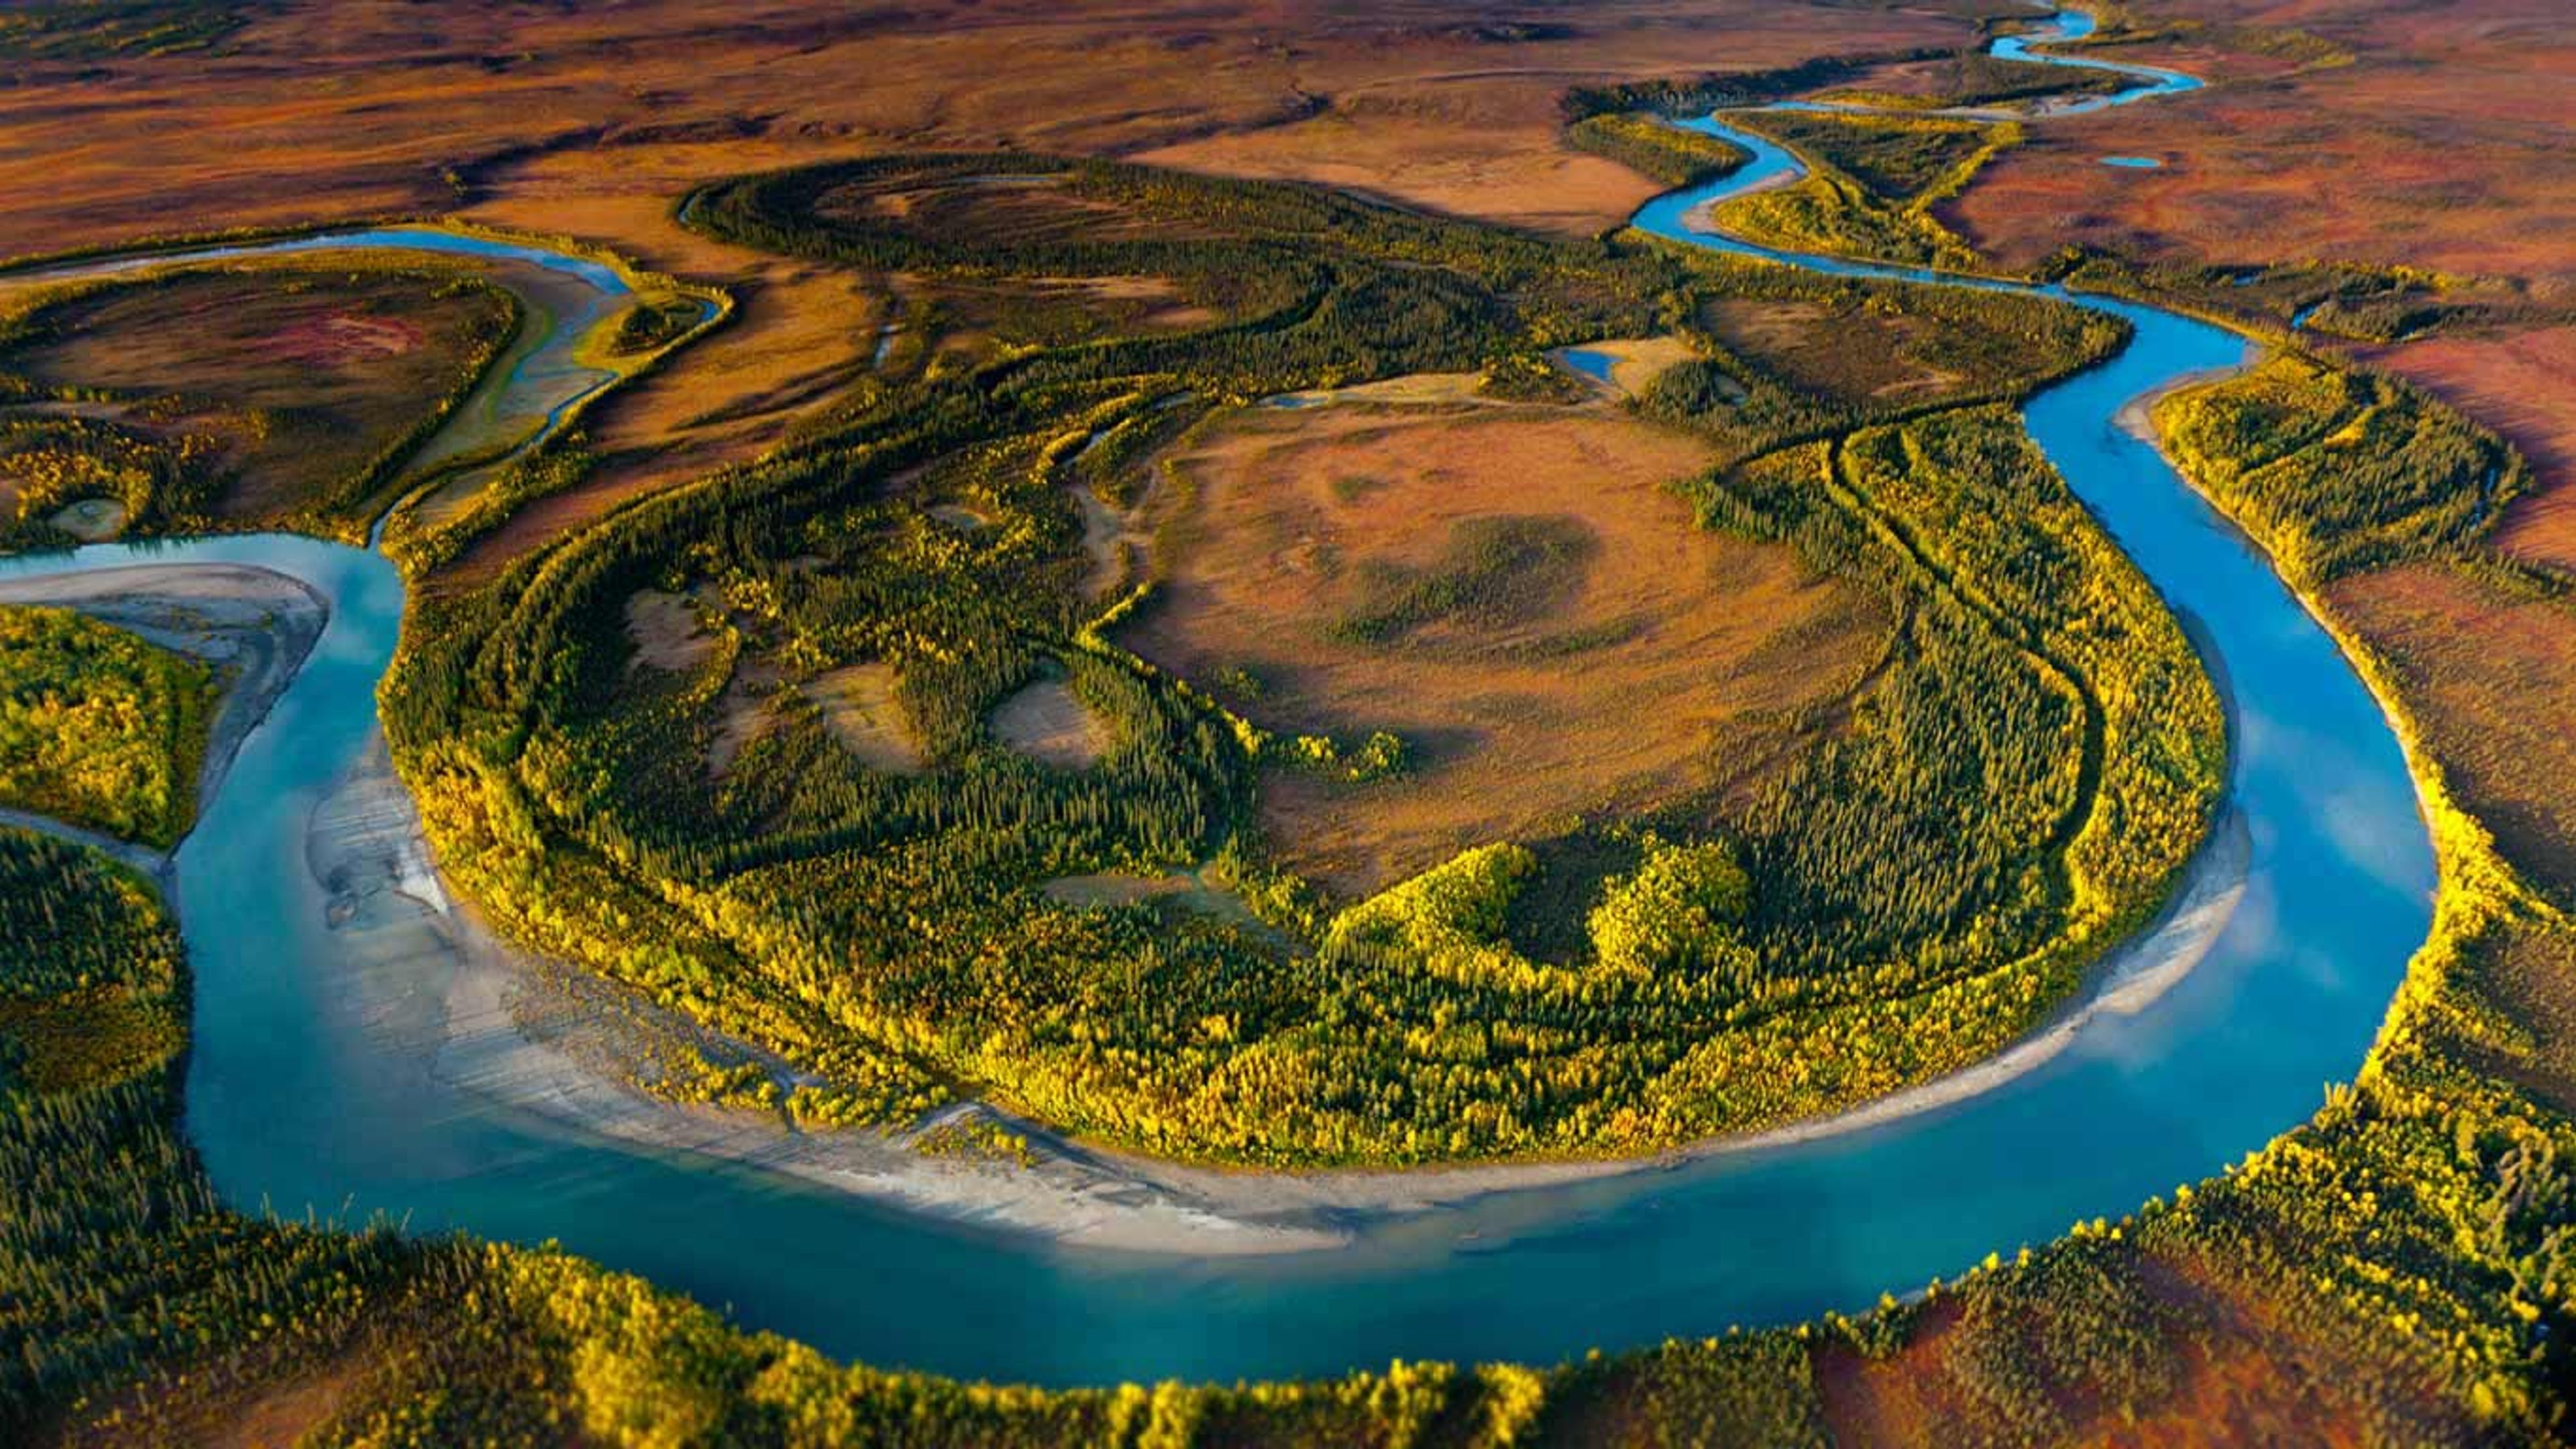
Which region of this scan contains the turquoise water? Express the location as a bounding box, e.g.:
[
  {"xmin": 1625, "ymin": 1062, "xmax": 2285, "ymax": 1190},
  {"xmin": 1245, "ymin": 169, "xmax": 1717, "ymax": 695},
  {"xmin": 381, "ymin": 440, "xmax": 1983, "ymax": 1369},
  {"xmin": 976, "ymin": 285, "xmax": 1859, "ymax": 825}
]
[
  {"xmin": 6, "ymin": 226, "xmax": 631, "ymax": 294},
  {"xmin": 1990, "ymin": 9, "xmax": 2200, "ymax": 113},
  {"xmin": 2104, "ymin": 156, "xmax": 2165, "ymax": 168},
  {"xmin": 0, "ymin": 11, "xmax": 2436, "ymax": 1390},
  {"xmin": 1558, "ymin": 347, "xmax": 1619, "ymax": 383}
]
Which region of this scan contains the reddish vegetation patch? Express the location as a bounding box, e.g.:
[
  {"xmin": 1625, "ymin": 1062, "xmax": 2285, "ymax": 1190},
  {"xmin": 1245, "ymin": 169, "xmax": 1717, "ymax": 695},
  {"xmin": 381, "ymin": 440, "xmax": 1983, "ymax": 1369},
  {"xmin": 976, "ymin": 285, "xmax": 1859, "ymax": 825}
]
[
  {"xmin": 1038, "ymin": 274, "xmax": 1220, "ymax": 331},
  {"xmin": 2364, "ymin": 325, "xmax": 2576, "ymax": 571},
  {"xmin": 1814, "ymin": 1248, "xmax": 2467, "ymax": 1447},
  {"xmin": 270, "ymin": 311, "xmax": 427, "ymax": 364},
  {"xmin": 1141, "ymin": 78, "xmax": 1670, "ymax": 241},
  {"xmin": 1947, "ymin": 1, "xmax": 2574, "ymax": 286},
  {"xmin": 62, "ymin": 1347, "xmax": 378, "ymax": 1449},
  {"xmin": 1915, "ymin": 0, "xmax": 2576, "ymax": 720},
  {"xmin": 0, "ymin": 0, "xmax": 1990, "ymax": 574},
  {"xmin": 0, "ymin": 0, "xmax": 1978, "ymax": 261},
  {"xmin": 1, "ymin": 269, "xmax": 511, "ymax": 523},
  {"xmin": 820, "ymin": 175, "xmax": 1222, "ymax": 248},
  {"xmin": 198, "ymin": 1360, "xmax": 370, "ymax": 1449},
  {"xmin": 1699, "ymin": 297, "xmax": 1963, "ymax": 405},
  {"xmin": 2330, "ymin": 561, "xmax": 2576, "ymax": 905},
  {"xmin": 1121, "ymin": 402, "xmax": 1886, "ymax": 895},
  {"xmin": 2122, "ymin": 1247, "xmax": 2459, "ymax": 1446},
  {"xmin": 1811, "ymin": 1299, "xmax": 1976, "ymax": 1442}
]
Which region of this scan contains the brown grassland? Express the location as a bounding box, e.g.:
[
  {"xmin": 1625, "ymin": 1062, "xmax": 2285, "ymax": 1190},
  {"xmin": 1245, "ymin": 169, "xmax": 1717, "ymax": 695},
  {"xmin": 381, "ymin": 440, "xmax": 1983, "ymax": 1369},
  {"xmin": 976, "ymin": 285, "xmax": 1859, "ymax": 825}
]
[
  {"xmin": 3, "ymin": 1, "xmax": 2562, "ymax": 572},
  {"xmin": 1799, "ymin": 1246, "xmax": 2458, "ymax": 1448},
  {"xmin": 1947, "ymin": 0, "xmax": 2572, "ymax": 286},
  {"xmin": 2362, "ymin": 325, "xmax": 2576, "ymax": 571},
  {"xmin": 1698, "ymin": 296, "xmax": 1970, "ymax": 407},
  {"xmin": 0, "ymin": 0, "xmax": 1990, "ymax": 580},
  {"xmin": 443, "ymin": 164, "xmax": 890, "ymax": 582},
  {"xmin": 0, "ymin": 1, "xmax": 1980, "ymax": 257},
  {"xmin": 2330, "ymin": 563, "xmax": 2576, "ymax": 909},
  {"xmin": 1121, "ymin": 402, "xmax": 1889, "ymax": 895},
  {"xmin": 1933, "ymin": 0, "xmax": 2576, "ymax": 566},
  {"xmin": 0, "ymin": 268, "xmax": 515, "ymax": 530},
  {"xmin": 8, "ymin": 0, "xmax": 2576, "ymax": 1442}
]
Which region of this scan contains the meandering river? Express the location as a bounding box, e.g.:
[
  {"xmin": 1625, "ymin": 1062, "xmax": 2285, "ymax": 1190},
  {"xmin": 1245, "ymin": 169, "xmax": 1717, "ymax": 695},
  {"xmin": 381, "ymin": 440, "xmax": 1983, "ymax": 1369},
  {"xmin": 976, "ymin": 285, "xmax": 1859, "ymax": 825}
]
[{"xmin": 0, "ymin": 9, "xmax": 2435, "ymax": 1387}]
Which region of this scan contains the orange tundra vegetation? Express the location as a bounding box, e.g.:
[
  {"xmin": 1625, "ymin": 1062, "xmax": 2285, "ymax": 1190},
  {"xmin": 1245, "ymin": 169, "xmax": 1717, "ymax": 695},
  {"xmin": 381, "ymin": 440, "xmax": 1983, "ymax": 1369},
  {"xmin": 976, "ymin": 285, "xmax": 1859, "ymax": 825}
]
[
  {"xmin": 1933, "ymin": 0, "xmax": 2576, "ymax": 570},
  {"xmin": 1121, "ymin": 402, "xmax": 1888, "ymax": 895},
  {"xmin": 0, "ymin": 0, "xmax": 1986, "ymax": 579}
]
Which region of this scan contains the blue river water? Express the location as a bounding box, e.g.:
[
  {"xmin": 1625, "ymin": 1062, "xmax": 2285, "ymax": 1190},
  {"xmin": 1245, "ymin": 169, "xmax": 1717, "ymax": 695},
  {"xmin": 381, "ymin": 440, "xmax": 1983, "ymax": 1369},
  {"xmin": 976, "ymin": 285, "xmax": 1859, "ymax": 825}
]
[
  {"xmin": 0, "ymin": 11, "xmax": 2436, "ymax": 1389},
  {"xmin": 1992, "ymin": 8, "xmax": 2200, "ymax": 113},
  {"xmin": 11, "ymin": 227, "xmax": 630, "ymax": 295}
]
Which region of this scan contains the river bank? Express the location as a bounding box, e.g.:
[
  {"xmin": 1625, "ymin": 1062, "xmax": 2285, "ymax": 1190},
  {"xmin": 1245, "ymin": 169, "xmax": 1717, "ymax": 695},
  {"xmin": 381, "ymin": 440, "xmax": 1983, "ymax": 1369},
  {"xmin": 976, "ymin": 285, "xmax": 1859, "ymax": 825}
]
[
  {"xmin": 0, "ymin": 561, "xmax": 325, "ymax": 887},
  {"xmin": 7, "ymin": 2, "xmax": 2275, "ymax": 1265},
  {"xmin": 2114, "ymin": 362, "xmax": 2251, "ymax": 447},
  {"xmin": 308, "ymin": 691, "xmax": 2252, "ymax": 1256},
  {"xmin": 0, "ymin": 331, "xmax": 2275, "ymax": 1265},
  {"xmin": 0, "ymin": 0, "xmax": 2444, "ymax": 1375}
]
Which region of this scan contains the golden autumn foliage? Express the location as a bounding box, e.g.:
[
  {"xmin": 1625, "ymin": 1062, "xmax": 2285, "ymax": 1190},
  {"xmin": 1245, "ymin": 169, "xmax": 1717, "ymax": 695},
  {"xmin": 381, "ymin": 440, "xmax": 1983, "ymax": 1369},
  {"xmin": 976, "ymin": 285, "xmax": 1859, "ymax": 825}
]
[{"xmin": 0, "ymin": 605, "xmax": 211, "ymax": 849}]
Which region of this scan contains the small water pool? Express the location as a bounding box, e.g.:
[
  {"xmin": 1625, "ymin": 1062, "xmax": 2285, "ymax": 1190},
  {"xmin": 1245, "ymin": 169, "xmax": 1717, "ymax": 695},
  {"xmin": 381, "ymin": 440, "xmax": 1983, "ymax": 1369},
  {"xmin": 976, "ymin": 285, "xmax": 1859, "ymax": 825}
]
[{"xmin": 1556, "ymin": 347, "xmax": 1619, "ymax": 384}]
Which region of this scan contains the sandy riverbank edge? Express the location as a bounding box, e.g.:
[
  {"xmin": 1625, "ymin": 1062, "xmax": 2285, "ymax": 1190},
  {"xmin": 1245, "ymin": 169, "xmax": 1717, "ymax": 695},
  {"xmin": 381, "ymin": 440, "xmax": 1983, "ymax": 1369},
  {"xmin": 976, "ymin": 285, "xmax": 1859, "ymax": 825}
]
[
  {"xmin": 311, "ymin": 727, "xmax": 2253, "ymax": 1260},
  {"xmin": 3, "ymin": 378, "xmax": 2264, "ymax": 1260},
  {"xmin": 0, "ymin": 561, "xmax": 327, "ymax": 889},
  {"xmin": 403, "ymin": 329, "xmax": 2264, "ymax": 1254},
  {"xmin": 1681, "ymin": 164, "xmax": 1798, "ymax": 237},
  {"xmin": 2114, "ymin": 363, "xmax": 2249, "ymax": 449},
  {"xmin": 381, "ymin": 356, "xmax": 2273, "ymax": 1255}
]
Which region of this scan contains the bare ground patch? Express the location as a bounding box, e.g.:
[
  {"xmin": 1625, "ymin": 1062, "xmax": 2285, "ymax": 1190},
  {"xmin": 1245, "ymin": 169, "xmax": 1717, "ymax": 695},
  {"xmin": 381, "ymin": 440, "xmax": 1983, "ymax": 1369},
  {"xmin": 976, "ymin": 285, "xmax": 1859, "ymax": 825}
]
[
  {"xmin": 1072, "ymin": 482, "xmax": 1134, "ymax": 600},
  {"xmin": 708, "ymin": 658, "xmax": 779, "ymax": 777},
  {"xmin": 1042, "ymin": 872, "xmax": 1198, "ymax": 908},
  {"xmin": 48, "ymin": 496, "xmax": 127, "ymax": 541},
  {"xmin": 1263, "ymin": 372, "xmax": 1495, "ymax": 409},
  {"xmin": 625, "ymin": 587, "xmax": 780, "ymax": 777},
  {"xmin": 623, "ymin": 588, "xmax": 714, "ymax": 673},
  {"xmin": 1122, "ymin": 402, "xmax": 1890, "ymax": 895},
  {"xmin": 1043, "ymin": 869, "xmax": 1264, "ymax": 922},
  {"xmin": 1036, "ymin": 273, "xmax": 1222, "ymax": 330},
  {"xmin": 809, "ymin": 661, "xmax": 926, "ymax": 774},
  {"xmin": 990, "ymin": 676, "xmax": 1109, "ymax": 769}
]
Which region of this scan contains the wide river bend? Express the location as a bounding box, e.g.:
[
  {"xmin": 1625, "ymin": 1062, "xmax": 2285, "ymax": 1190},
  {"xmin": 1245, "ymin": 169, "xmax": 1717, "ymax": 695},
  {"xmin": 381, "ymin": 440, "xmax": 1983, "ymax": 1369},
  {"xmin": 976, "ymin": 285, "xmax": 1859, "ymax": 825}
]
[{"xmin": 0, "ymin": 11, "xmax": 2435, "ymax": 1387}]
